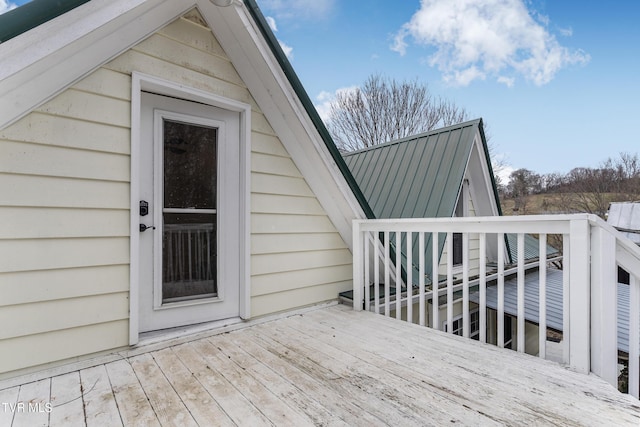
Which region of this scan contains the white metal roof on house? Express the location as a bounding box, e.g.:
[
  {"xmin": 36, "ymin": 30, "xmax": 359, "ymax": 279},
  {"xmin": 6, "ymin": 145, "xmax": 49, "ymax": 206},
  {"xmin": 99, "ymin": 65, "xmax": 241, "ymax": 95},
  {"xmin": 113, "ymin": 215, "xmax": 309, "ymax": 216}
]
[
  {"xmin": 470, "ymin": 268, "xmax": 638, "ymax": 354},
  {"xmin": 608, "ymin": 202, "xmax": 640, "ymax": 245}
]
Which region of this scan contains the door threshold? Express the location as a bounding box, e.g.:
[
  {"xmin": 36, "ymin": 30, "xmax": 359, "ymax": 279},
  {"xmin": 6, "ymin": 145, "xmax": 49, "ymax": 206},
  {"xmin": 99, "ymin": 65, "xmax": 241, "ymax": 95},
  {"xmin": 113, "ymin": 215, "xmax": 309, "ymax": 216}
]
[{"xmin": 138, "ymin": 317, "xmax": 244, "ymax": 348}]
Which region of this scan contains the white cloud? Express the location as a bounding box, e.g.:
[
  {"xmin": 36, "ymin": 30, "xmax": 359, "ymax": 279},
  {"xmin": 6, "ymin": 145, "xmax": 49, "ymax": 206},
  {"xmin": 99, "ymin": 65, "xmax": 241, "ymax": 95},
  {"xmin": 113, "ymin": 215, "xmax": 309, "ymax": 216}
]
[
  {"xmin": 265, "ymin": 16, "xmax": 278, "ymax": 32},
  {"xmin": 392, "ymin": 0, "xmax": 589, "ymax": 86},
  {"xmin": 314, "ymin": 86, "xmax": 358, "ymax": 123},
  {"xmin": 497, "ymin": 76, "xmax": 515, "ymax": 88},
  {"xmin": 497, "ymin": 164, "xmax": 515, "ymax": 186},
  {"xmin": 279, "ymin": 40, "xmax": 293, "ymax": 58},
  {"xmin": 0, "ymin": 0, "xmax": 17, "ymax": 14},
  {"xmin": 559, "ymin": 27, "xmax": 573, "ymax": 37},
  {"xmin": 260, "ymin": 0, "xmax": 335, "ymax": 20},
  {"xmin": 265, "ymin": 16, "xmax": 293, "ymax": 59}
]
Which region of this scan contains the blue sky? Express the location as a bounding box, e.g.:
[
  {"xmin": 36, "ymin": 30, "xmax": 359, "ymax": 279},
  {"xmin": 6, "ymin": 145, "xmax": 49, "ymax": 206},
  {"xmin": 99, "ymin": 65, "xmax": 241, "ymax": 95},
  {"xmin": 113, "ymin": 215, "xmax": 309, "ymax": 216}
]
[
  {"xmin": 3, "ymin": 0, "xmax": 639, "ymax": 180},
  {"xmin": 257, "ymin": 0, "xmax": 640, "ymax": 180}
]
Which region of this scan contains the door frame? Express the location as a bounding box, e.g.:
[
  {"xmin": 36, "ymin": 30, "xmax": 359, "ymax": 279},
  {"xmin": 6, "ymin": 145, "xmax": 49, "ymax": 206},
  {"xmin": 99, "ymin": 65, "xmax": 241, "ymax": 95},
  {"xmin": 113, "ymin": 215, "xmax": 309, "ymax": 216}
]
[{"xmin": 129, "ymin": 72, "xmax": 251, "ymax": 345}]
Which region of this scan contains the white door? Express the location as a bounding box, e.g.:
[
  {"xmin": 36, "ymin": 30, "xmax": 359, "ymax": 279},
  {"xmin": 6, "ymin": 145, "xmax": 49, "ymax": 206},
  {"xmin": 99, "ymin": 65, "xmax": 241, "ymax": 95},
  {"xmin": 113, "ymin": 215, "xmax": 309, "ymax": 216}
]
[{"xmin": 139, "ymin": 92, "xmax": 240, "ymax": 332}]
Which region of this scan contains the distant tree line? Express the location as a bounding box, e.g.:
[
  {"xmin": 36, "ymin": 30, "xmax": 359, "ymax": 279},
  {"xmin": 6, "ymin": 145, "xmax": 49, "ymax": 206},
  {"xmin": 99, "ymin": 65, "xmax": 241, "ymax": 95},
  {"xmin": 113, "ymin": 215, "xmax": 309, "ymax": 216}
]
[{"xmin": 501, "ymin": 152, "xmax": 640, "ymax": 218}]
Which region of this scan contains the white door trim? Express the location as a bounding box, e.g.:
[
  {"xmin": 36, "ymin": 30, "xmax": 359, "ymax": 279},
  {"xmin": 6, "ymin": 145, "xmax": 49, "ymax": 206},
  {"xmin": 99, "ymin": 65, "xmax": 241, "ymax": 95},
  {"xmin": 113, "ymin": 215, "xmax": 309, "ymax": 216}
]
[{"xmin": 130, "ymin": 72, "xmax": 251, "ymax": 345}]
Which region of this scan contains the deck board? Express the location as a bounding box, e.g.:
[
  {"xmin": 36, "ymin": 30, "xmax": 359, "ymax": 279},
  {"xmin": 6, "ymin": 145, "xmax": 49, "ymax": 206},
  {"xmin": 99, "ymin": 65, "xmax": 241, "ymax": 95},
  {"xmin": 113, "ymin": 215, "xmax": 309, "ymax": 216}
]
[
  {"xmin": 49, "ymin": 372, "xmax": 84, "ymax": 427},
  {"xmin": 172, "ymin": 341, "xmax": 273, "ymax": 426},
  {"xmin": 104, "ymin": 359, "xmax": 160, "ymax": 427},
  {"xmin": 11, "ymin": 378, "xmax": 50, "ymax": 427},
  {"xmin": 128, "ymin": 353, "xmax": 197, "ymax": 427},
  {"xmin": 151, "ymin": 347, "xmax": 234, "ymax": 427},
  {"xmin": 2, "ymin": 304, "xmax": 640, "ymax": 426},
  {"xmin": 80, "ymin": 365, "xmax": 122, "ymax": 427}
]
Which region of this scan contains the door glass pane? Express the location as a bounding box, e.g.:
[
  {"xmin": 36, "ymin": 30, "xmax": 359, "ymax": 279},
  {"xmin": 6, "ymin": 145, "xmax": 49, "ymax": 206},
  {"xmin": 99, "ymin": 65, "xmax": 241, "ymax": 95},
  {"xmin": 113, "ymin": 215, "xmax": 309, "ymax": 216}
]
[
  {"xmin": 162, "ymin": 119, "xmax": 218, "ymax": 303},
  {"xmin": 162, "ymin": 213, "xmax": 217, "ymax": 302},
  {"xmin": 164, "ymin": 120, "xmax": 217, "ymax": 209}
]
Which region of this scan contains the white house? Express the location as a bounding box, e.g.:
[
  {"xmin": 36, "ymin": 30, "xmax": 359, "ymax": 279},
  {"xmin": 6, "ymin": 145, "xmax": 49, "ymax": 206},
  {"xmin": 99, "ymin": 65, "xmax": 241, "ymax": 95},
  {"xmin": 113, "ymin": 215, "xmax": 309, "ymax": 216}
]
[
  {"xmin": 2, "ymin": 1, "xmax": 640, "ymax": 423},
  {"xmin": 0, "ymin": 0, "xmax": 366, "ymax": 377}
]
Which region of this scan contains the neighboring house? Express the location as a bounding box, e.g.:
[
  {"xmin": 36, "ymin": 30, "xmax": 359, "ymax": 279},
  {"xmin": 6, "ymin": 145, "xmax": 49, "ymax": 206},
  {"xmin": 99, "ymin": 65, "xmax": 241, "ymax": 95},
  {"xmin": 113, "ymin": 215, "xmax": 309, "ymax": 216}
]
[
  {"xmin": 0, "ymin": 0, "xmax": 368, "ymax": 377},
  {"xmin": 343, "ymin": 119, "xmax": 502, "ymax": 280},
  {"xmin": 608, "ymin": 202, "xmax": 640, "ymax": 245},
  {"xmin": 341, "ymin": 120, "xmax": 558, "ymax": 331}
]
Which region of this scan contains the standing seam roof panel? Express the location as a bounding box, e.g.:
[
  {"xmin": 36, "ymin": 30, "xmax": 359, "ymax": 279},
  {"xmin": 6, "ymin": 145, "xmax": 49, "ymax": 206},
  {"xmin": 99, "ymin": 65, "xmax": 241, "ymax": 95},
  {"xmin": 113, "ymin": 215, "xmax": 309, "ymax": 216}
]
[{"xmin": 343, "ymin": 120, "xmax": 481, "ymax": 280}]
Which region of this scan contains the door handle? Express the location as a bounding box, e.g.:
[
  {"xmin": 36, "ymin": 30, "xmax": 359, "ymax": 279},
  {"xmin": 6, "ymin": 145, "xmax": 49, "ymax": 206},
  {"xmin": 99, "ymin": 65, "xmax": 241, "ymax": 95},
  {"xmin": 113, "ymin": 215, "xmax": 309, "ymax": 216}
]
[{"xmin": 139, "ymin": 224, "xmax": 156, "ymax": 232}]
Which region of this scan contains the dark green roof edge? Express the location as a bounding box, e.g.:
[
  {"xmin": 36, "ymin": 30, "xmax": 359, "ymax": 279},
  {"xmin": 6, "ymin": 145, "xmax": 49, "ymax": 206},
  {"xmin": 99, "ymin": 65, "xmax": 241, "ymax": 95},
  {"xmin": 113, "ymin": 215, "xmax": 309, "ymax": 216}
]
[
  {"xmin": 343, "ymin": 118, "xmax": 482, "ymax": 157},
  {"xmin": 0, "ymin": 0, "xmax": 91, "ymax": 43},
  {"xmin": 243, "ymin": 0, "xmax": 375, "ymax": 219}
]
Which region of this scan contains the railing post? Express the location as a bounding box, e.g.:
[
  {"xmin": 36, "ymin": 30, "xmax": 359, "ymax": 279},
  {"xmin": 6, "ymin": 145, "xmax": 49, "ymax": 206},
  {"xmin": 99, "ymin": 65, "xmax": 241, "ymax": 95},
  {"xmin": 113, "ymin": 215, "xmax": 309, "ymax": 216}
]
[
  {"xmin": 590, "ymin": 224, "xmax": 618, "ymax": 387},
  {"xmin": 568, "ymin": 218, "xmax": 591, "ymax": 374},
  {"xmin": 352, "ymin": 220, "xmax": 363, "ymax": 312},
  {"xmin": 630, "ymin": 275, "xmax": 639, "ymax": 399}
]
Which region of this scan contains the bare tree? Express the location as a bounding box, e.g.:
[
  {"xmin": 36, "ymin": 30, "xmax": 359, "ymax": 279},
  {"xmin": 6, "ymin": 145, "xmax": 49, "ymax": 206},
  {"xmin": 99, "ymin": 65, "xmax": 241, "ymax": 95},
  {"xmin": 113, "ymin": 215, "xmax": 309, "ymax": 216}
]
[
  {"xmin": 326, "ymin": 74, "xmax": 468, "ymax": 152},
  {"xmin": 506, "ymin": 168, "xmax": 541, "ymax": 214}
]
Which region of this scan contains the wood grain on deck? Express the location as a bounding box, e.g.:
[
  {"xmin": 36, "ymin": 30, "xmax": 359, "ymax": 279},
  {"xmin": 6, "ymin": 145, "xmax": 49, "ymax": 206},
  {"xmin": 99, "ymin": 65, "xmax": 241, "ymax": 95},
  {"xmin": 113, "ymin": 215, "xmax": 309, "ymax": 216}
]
[{"xmin": 1, "ymin": 304, "xmax": 639, "ymax": 426}]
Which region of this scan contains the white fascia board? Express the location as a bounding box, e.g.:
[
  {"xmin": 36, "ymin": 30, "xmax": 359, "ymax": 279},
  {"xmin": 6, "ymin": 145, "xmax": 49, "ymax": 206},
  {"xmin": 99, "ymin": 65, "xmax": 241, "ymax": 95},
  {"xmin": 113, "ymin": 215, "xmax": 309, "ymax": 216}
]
[
  {"xmin": 201, "ymin": 3, "xmax": 365, "ymax": 250},
  {"xmin": 0, "ymin": 0, "xmax": 196, "ymax": 130},
  {"xmin": 470, "ymin": 131, "xmax": 501, "ymax": 216}
]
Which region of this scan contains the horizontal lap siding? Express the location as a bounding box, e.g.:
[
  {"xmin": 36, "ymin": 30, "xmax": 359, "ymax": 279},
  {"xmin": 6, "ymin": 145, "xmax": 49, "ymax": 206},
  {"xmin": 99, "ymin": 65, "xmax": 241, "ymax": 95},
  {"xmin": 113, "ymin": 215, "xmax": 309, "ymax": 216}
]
[
  {"xmin": 251, "ymin": 129, "xmax": 352, "ymax": 317},
  {"xmin": 438, "ymin": 191, "xmax": 481, "ymax": 277},
  {"xmin": 0, "ymin": 11, "xmax": 352, "ymax": 373},
  {"xmin": 0, "ymin": 66, "xmax": 131, "ymax": 374}
]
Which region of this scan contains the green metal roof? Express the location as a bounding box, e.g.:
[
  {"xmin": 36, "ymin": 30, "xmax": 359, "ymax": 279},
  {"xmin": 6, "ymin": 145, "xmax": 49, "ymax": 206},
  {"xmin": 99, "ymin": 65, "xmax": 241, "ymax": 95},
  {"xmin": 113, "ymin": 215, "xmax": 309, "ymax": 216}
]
[
  {"xmin": 0, "ymin": 0, "xmax": 91, "ymax": 43},
  {"xmin": 344, "ymin": 120, "xmax": 482, "ymax": 280},
  {"xmin": 344, "ymin": 119, "xmax": 482, "ymax": 220}
]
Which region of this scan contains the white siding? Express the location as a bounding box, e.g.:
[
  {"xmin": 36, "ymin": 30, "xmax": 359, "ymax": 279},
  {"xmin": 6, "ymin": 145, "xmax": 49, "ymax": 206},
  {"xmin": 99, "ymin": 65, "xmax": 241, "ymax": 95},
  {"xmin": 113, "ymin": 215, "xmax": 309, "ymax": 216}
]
[
  {"xmin": 0, "ymin": 9, "xmax": 351, "ymax": 374},
  {"xmin": 438, "ymin": 183, "xmax": 481, "ymax": 278}
]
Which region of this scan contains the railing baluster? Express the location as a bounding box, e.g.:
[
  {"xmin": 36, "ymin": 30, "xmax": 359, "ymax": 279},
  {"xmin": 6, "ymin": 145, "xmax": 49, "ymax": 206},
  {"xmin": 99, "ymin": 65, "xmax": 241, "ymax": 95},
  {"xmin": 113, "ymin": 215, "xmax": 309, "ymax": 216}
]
[
  {"xmin": 395, "ymin": 232, "xmax": 402, "ymax": 320},
  {"xmin": 352, "ymin": 222, "xmax": 363, "ymax": 311},
  {"xmin": 432, "ymin": 232, "xmax": 439, "ymax": 330},
  {"xmin": 374, "ymin": 232, "xmax": 380, "ymax": 314},
  {"xmin": 562, "ymin": 232, "xmax": 570, "ymax": 365},
  {"xmin": 630, "ymin": 275, "xmax": 639, "ymax": 399},
  {"xmin": 463, "ymin": 232, "xmax": 470, "ymax": 338},
  {"xmin": 539, "ymin": 233, "xmax": 547, "ymax": 359},
  {"xmin": 407, "ymin": 232, "xmax": 413, "ymax": 323},
  {"xmin": 351, "ymin": 215, "xmax": 640, "ymax": 399},
  {"xmin": 364, "ymin": 231, "xmax": 370, "ymax": 312},
  {"xmin": 479, "ymin": 233, "xmax": 487, "ymax": 343},
  {"xmin": 446, "ymin": 231, "xmax": 453, "ymax": 333},
  {"xmin": 498, "ymin": 233, "xmax": 505, "ymax": 348},
  {"xmin": 517, "ymin": 233, "xmax": 525, "ymax": 353},
  {"xmin": 419, "ymin": 232, "xmax": 425, "ymax": 327},
  {"xmin": 384, "ymin": 231, "xmax": 390, "ymax": 317}
]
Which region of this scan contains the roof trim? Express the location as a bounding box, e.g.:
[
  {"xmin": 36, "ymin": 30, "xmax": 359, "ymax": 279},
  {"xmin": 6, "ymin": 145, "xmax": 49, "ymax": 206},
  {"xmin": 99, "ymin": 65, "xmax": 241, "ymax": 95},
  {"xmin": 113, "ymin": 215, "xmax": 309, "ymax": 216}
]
[
  {"xmin": 0, "ymin": 0, "xmax": 91, "ymax": 43},
  {"xmin": 243, "ymin": 0, "xmax": 374, "ymax": 219}
]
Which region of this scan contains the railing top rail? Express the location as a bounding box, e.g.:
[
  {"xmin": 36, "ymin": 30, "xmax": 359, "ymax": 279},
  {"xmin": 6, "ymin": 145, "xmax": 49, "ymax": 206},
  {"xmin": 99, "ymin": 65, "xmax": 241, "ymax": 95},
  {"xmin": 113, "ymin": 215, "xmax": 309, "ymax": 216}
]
[
  {"xmin": 354, "ymin": 213, "xmax": 595, "ymax": 226},
  {"xmin": 589, "ymin": 215, "xmax": 640, "ymax": 273},
  {"xmin": 354, "ymin": 214, "xmax": 596, "ymax": 234}
]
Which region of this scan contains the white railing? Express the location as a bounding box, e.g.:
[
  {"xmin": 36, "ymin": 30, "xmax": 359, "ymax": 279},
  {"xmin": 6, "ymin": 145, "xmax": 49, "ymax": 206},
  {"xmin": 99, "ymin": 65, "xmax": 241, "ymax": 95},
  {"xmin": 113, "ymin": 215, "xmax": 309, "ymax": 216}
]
[
  {"xmin": 163, "ymin": 223, "xmax": 215, "ymax": 284},
  {"xmin": 352, "ymin": 214, "xmax": 640, "ymax": 398}
]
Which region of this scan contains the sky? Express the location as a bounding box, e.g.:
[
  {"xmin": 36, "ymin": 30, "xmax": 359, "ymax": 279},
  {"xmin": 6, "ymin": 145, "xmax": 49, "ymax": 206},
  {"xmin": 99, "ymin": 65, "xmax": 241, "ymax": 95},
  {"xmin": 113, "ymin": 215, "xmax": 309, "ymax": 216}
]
[
  {"xmin": 3, "ymin": 0, "xmax": 639, "ymax": 182},
  {"xmin": 257, "ymin": 0, "xmax": 640, "ymax": 182}
]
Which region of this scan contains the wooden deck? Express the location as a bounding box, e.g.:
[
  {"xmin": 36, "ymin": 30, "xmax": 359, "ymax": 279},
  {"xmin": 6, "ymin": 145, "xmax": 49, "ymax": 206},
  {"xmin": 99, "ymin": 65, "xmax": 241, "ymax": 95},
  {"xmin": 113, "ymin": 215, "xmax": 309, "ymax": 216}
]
[{"xmin": 1, "ymin": 304, "xmax": 640, "ymax": 426}]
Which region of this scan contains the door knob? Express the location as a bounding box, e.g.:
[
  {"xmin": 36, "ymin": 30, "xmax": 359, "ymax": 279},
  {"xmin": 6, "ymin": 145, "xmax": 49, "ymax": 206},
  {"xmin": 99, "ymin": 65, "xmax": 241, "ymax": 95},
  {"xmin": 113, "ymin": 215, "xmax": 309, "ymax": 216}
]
[{"xmin": 139, "ymin": 224, "xmax": 156, "ymax": 232}]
